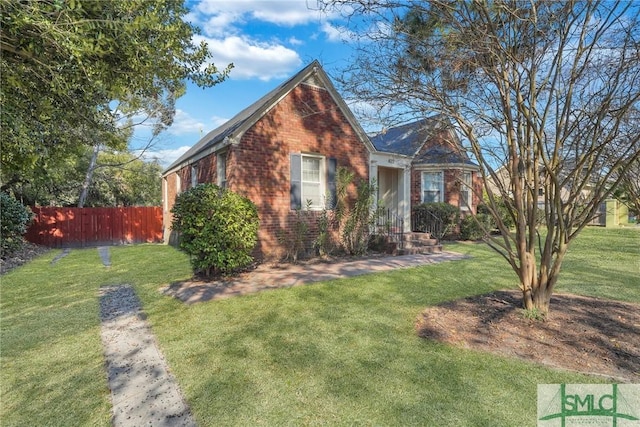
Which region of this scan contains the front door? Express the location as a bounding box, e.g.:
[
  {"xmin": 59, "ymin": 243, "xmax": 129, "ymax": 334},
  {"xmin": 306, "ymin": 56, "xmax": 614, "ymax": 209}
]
[{"xmin": 378, "ymin": 166, "xmax": 400, "ymax": 217}]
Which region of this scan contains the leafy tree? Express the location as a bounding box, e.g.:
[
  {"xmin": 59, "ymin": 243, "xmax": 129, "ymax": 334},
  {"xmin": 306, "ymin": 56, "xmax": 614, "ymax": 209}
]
[
  {"xmin": 9, "ymin": 146, "xmax": 162, "ymax": 207},
  {"xmin": 1, "ymin": 0, "xmax": 231, "ymax": 194},
  {"xmin": 322, "ymin": 0, "xmax": 640, "ymax": 315},
  {"xmin": 171, "ymin": 184, "xmax": 259, "ymax": 276}
]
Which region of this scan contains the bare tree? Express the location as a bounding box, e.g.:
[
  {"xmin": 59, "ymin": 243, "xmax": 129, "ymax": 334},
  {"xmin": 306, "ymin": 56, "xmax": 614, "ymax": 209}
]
[{"xmin": 321, "ymin": 0, "xmax": 640, "ymax": 316}]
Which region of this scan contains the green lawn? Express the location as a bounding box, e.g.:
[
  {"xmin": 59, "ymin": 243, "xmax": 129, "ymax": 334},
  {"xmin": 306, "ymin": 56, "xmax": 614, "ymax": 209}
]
[{"xmin": 1, "ymin": 227, "xmax": 638, "ymax": 426}]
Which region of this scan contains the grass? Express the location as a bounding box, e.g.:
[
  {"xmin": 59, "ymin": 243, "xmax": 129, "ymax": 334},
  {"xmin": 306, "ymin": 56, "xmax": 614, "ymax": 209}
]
[{"xmin": 1, "ymin": 227, "xmax": 638, "ymax": 426}]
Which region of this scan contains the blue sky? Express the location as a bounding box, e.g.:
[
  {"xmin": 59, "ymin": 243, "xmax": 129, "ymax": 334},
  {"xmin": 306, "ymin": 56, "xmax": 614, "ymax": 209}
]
[{"xmin": 134, "ymin": 0, "xmax": 360, "ymax": 168}]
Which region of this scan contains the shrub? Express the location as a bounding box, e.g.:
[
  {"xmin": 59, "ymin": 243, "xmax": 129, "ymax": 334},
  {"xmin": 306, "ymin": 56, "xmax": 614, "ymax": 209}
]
[
  {"xmin": 478, "ymin": 196, "xmax": 515, "ymax": 230},
  {"xmin": 278, "ymin": 200, "xmax": 312, "ymax": 263},
  {"xmin": 459, "ymin": 214, "xmax": 493, "ymax": 240},
  {"xmin": 171, "ymin": 184, "xmax": 259, "ymax": 276},
  {"xmin": 412, "ymin": 202, "xmax": 460, "ymax": 239},
  {"xmin": 335, "ymin": 168, "xmax": 377, "ymax": 255},
  {"xmin": 0, "ymin": 193, "xmax": 33, "ymax": 257}
]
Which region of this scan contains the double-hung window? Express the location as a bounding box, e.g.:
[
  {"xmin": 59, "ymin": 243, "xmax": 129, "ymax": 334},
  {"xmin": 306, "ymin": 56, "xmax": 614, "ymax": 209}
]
[
  {"xmin": 217, "ymin": 152, "xmax": 227, "ymax": 188},
  {"xmin": 191, "ymin": 164, "xmax": 198, "ymax": 188},
  {"xmin": 460, "ymin": 171, "xmax": 472, "ymax": 210},
  {"xmin": 290, "ymin": 153, "xmax": 337, "ymax": 210},
  {"xmin": 421, "ymin": 171, "xmax": 443, "ymax": 203},
  {"xmin": 301, "ymin": 155, "xmax": 324, "ymax": 209}
]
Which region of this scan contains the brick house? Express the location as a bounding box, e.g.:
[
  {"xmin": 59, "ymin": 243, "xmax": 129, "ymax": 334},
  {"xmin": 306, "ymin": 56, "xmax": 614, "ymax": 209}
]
[
  {"xmin": 162, "ymin": 61, "xmax": 482, "ymax": 258},
  {"xmin": 370, "ymin": 117, "xmax": 482, "ymax": 222},
  {"xmin": 162, "ymin": 61, "xmax": 373, "ymax": 258}
]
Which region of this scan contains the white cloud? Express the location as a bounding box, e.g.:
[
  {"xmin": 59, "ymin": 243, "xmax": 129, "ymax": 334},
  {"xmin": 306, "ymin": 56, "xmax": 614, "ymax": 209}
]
[
  {"xmin": 288, "ymin": 36, "xmax": 304, "ymax": 46},
  {"xmin": 194, "ymin": 0, "xmax": 326, "ymax": 32},
  {"xmin": 135, "ymin": 146, "xmax": 192, "ymax": 168},
  {"xmin": 195, "ymin": 34, "xmax": 302, "ymax": 81},
  {"xmin": 166, "ymin": 109, "xmax": 207, "ymax": 135},
  {"xmin": 320, "ymin": 21, "xmax": 354, "ymax": 42},
  {"xmin": 210, "ymin": 115, "xmax": 229, "ymax": 129}
]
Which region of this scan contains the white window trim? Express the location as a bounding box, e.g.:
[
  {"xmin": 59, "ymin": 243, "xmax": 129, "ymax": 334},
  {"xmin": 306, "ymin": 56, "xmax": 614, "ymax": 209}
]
[
  {"xmin": 163, "ymin": 177, "xmax": 168, "ymax": 212},
  {"xmin": 460, "ymin": 171, "xmax": 473, "ymax": 211},
  {"xmin": 217, "ymin": 152, "xmax": 227, "ymax": 188},
  {"xmin": 301, "ymin": 154, "xmax": 325, "ymax": 210},
  {"xmin": 176, "ymin": 174, "xmax": 182, "ymax": 194},
  {"xmin": 191, "ymin": 165, "xmax": 198, "ymax": 188},
  {"xmin": 421, "ymin": 171, "xmax": 444, "ymax": 204}
]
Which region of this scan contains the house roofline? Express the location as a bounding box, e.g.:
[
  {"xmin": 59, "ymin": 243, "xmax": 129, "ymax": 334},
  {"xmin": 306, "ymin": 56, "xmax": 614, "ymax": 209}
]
[
  {"xmin": 162, "ymin": 60, "xmax": 375, "ymax": 177},
  {"xmin": 413, "ymin": 163, "xmax": 480, "ymax": 171}
]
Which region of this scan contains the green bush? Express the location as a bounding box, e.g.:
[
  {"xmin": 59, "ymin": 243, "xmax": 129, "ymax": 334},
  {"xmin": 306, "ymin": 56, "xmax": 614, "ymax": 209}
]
[
  {"xmin": 412, "ymin": 202, "xmax": 460, "ymax": 239},
  {"xmin": 0, "ymin": 192, "xmax": 33, "ymax": 257},
  {"xmin": 459, "ymin": 214, "xmax": 493, "ymax": 240},
  {"xmin": 171, "ymin": 184, "xmax": 259, "ymax": 276},
  {"xmin": 478, "ymin": 196, "xmax": 515, "ymax": 230}
]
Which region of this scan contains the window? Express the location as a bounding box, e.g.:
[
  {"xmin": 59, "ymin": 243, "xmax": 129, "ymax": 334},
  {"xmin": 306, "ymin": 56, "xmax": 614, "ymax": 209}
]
[
  {"xmin": 302, "ymin": 155, "xmax": 324, "ymax": 209},
  {"xmin": 460, "ymin": 171, "xmax": 472, "ymax": 210},
  {"xmin": 217, "ymin": 152, "xmax": 227, "ymax": 188},
  {"xmin": 290, "ymin": 154, "xmax": 337, "ymax": 210},
  {"xmin": 421, "ymin": 171, "xmax": 443, "ymax": 203},
  {"xmin": 191, "ymin": 165, "xmax": 198, "ymax": 188},
  {"xmin": 176, "ymin": 174, "xmax": 182, "ymax": 194}
]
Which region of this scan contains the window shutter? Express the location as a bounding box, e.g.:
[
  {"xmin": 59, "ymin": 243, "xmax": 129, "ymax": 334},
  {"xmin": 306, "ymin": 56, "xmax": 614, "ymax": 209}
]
[
  {"xmin": 290, "ymin": 153, "xmax": 302, "ymax": 210},
  {"xmin": 327, "ymin": 158, "xmax": 337, "ymax": 209}
]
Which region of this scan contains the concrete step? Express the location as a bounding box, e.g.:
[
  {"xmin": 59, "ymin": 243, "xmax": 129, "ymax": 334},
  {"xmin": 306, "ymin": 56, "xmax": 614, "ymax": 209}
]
[
  {"xmin": 404, "ymin": 232, "xmax": 436, "ymax": 243},
  {"xmin": 394, "ymin": 244, "xmax": 443, "ymax": 256},
  {"xmin": 403, "ymin": 238, "xmax": 439, "ymax": 248}
]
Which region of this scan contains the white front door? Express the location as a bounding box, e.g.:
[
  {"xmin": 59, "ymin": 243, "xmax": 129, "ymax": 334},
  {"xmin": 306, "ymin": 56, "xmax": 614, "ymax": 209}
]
[{"xmin": 378, "ymin": 166, "xmax": 400, "ymax": 218}]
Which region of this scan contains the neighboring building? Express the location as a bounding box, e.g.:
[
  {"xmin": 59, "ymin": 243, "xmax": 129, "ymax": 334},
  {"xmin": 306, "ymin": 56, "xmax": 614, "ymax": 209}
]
[
  {"xmin": 485, "ymin": 163, "xmax": 630, "ymax": 227},
  {"xmin": 162, "ymin": 61, "xmax": 482, "ymax": 258}
]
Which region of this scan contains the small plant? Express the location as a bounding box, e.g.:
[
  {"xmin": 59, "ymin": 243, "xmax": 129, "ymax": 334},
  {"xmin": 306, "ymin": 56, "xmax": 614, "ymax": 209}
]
[
  {"xmin": 522, "ymin": 307, "xmax": 547, "ymax": 322},
  {"xmin": 171, "ymin": 184, "xmax": 259, "ymax": 276},
  {"xmin": 314, "ymin": 206, "xmax": 333, "ymax": 257},
  {"xmin": 278, "ymin": 200, "xmax": 312, "ymax": 263},
  {"xmin": 335, "ymin": 168, "xmax": 377, "ymax": 255},
  {"xmin": 1, "ymin": 192, "xmax": 33, "ymax": 257}
]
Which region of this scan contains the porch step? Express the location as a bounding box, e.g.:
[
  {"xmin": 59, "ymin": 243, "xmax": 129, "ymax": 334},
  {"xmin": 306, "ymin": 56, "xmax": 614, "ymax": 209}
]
[
  {"xmin": 404, "ymin": 232, "xmax": 438, "ymax": 246},
  {"xmin": 394, "ymin": 244, "xmax": 443, "ymax": 256},
  {"xmin": 393, "ymin": 232, "xmax": 442, "ymax": 256}
]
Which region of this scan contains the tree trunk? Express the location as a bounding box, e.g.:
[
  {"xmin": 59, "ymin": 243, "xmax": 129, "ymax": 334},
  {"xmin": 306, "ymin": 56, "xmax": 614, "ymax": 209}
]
[
  {"xmin": 78, "ymin": 144, "xmax": 100, "ymax": 208},
  {"xmin": 519, "ymin": 250, "xmax": 552, "ymax": 315}
]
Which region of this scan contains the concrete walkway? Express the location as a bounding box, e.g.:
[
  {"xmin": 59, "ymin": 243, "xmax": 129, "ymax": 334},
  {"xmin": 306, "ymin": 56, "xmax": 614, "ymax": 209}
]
[
  {"xmin": 162, "ymin": 251, "xmax": 469, "ymax": 304},
  {"xmin": 100, "ymin": 285, "xmax": 196, "ymax": 426}
]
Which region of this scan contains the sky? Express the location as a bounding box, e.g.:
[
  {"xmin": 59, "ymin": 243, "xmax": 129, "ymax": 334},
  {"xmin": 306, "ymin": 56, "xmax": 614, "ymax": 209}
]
[{"xmin": 133, "ymin": 0, "xmax": 361, "ymax": 168}]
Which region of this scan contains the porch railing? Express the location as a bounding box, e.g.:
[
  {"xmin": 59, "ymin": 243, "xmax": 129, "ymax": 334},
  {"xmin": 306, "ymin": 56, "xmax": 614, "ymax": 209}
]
[
  {"xmin": 411, "ymin": 208, "xmax": 445, "ymax": 241},
  {"xmin": 373, "ymin": 208, "xmax": 404, "ymax": 250}
]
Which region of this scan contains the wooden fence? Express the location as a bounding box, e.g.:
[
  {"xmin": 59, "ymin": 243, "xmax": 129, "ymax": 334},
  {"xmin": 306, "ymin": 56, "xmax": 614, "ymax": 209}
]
[{"xmin": 26, "ymin": 207, "xmax": 163, "ymax": 248}]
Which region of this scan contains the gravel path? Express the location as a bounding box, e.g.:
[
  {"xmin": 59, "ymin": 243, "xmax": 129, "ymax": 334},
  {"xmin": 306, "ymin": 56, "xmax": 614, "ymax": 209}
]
[{"xmin": 99, "ymin": 285, "xmax": 196, "ymax": 427}]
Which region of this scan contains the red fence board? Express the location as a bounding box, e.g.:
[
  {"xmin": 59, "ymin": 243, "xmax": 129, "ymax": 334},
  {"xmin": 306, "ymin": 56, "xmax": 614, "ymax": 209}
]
[{"xmin": 26, "ymin": 207, "xmax": 163, "ymax": 248}]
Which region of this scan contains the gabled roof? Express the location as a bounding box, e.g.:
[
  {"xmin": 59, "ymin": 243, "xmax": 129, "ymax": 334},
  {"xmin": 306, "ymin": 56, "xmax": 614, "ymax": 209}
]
[
  {"xmin": 370, "ymin": 116, "xmax": 477, "ymax": 167},
  {"xmin": 163, "ymin": 60, "xmax": 374, "ymax": 175}
]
